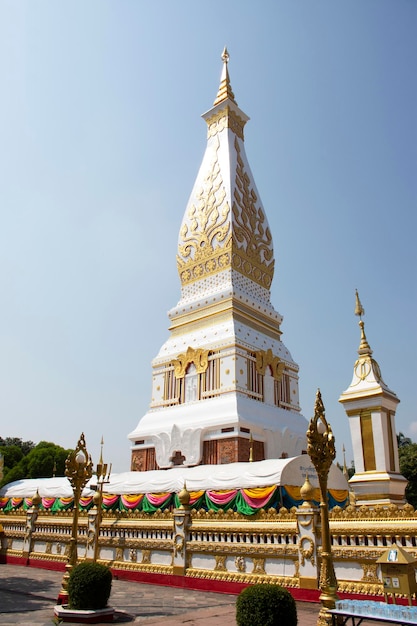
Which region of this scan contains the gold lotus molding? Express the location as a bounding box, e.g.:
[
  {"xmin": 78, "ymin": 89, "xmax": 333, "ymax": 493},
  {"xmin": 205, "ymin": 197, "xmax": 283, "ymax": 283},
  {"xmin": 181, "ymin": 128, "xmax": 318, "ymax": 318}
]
[
  {"xmin": 337, "ymin": 580, "xmax": 383, "ymax": 596},
  {"xmin": 190, "ymin": 506, "xmax": 296, "ymax": 521},
  {"xmin": 187, "ymin": 541, "xmax": 298, "ymax": 558},
  {"xmin": 185, "ymin": 568, "xmax": 299, "ymax": 588},
  {"xmin": 172, "ymin": 346, "xmax": 210, "ymax": 379},
  {"xmin": 329, "ymin": 503, "xmax": 416, "ymax": 520}
]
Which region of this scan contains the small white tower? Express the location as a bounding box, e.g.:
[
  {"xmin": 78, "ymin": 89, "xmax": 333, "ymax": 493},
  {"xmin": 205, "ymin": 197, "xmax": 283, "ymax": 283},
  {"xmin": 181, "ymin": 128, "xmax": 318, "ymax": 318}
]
[{"xmin": 339, "ymin": 291, "xmax": 407, "ymax": 505}]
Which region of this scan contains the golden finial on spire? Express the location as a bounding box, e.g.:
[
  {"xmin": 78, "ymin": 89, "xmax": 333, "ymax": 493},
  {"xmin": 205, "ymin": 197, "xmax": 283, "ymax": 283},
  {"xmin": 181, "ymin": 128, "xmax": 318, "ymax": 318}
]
[
  {"xmin": 342, "ymin": 445, "xmax": 349, "ymax": 481},
  {"xmin": 249, "ymin": 433, "xmax": 254, "ymax": 463},
  {"xmin": 355, "ymin": 289, "xmax": 365, "ymax": 319},
  {"xmin": 354, "ymin": 290, "xmax": 372, "ymax": 355},
  {"xmin": 213, "ymin": 46, "xmax": 237, "ymax": 106},
  {"xmin": 99, "ymin": 436, "xmax": 104, "ymax": 466}
]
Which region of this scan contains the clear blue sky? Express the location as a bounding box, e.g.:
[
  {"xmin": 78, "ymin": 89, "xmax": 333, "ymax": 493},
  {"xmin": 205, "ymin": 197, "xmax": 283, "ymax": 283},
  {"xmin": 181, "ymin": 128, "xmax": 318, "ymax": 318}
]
[{"xmin": 0, "ymin": 1, "xmax": 415, "ymax": 472}]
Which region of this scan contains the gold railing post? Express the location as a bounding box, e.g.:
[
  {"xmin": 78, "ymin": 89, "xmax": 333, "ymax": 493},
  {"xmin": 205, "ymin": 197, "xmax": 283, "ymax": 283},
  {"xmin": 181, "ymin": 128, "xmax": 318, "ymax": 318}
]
[
  {"xmin": 307, "ymin": 390, "xmax": 338, "ymax": 626},
  {"xmin": 57, "ymin": 433, "xmax": 93, "ymax": 605}
]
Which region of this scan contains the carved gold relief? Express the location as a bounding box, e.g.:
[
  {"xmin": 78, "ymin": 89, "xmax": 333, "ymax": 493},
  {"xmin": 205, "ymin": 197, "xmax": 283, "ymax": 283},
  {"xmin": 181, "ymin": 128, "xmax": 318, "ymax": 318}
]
[
  {"xmin": 173, "ymin": 347, "xmax": 209, "ymax": 379},
  {"xmin": 235, "ymin": 556, "xmax": 246, "ymax": 572},
  {"xmin": 360, "ymin": 562, "xmax": 380, "ymax": 583},
  {"xmin": 252, "ymin": 557, "xmax": 266, "ymax": 575},
  {"xmin": 174, "ymin": 533, "xmax": 184, "ymax": 557},
  {"xmin": 298, "ymin": 536, "xmax": 315, "ymax": 566},
  {"xmin": 214, "ymin": 554, "xmax": 227, "ymax": 571},
  {"xmin": 141, "ymin": 549, "xmax": 151, "ymax": 564},
  {"xmin": 255, "ymin": 348, "xmax": 285, "ymax": 380}
]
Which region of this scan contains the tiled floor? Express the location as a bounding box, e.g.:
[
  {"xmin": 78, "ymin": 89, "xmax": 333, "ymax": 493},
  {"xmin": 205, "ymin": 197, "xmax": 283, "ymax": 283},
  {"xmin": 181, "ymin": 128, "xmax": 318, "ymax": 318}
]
[{"xmin": 0, "ymin": 563, "xmax": 322, "ymax": 625}]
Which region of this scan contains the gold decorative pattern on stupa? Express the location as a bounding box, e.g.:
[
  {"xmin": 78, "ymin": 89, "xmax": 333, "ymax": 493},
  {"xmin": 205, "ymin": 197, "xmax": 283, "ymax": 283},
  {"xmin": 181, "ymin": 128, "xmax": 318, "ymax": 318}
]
[
  {"xmin": 231, "ymin": 136, "xmax": 274, "ymax": 288},
  {"xmin": 205, "ymin": 106, "xmax": 246, "ymax": 141},
  {"xmin": 173, "ymin": 346, "xmax": 209, "ymax": 379},
  {"xmin": 177, "ymin": 136, "xmax": 274, "ymax": 289},
  {"xmin": 177, "ymin": 136, "xmax": 232, "ymax": 285},
  {"xmin": 255, "ymin": 348, "xmax": 285, "ymax": 380}
]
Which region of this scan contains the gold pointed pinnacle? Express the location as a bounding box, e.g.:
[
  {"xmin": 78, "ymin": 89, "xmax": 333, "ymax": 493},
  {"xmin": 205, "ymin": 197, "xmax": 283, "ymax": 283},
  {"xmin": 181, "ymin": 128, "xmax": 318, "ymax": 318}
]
[
  {"xmin": 222, "ymin": 46, "xmax": 229, "ymax": 64},
  {"xmin": 354, "ymin": 289, "xmax": 365, "ymax": 319},
  {"xmin": 99, "ymin": 436, "xmax": 104, "ymax": 466},
  {"xmin": 354, "ymin": 290, "xmax": 372, "ymax": 356},
  {"xmin": 213, "ymin": 46, "xmax": 237, "ymax": 106}
]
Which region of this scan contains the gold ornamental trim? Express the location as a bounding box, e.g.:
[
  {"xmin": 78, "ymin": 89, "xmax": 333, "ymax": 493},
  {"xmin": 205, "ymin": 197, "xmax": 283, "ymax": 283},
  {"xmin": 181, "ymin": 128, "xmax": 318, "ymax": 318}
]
[
  {"xmin": 255, "ymin": 348, "xmax": 285, "ymax": 380},
  {"xmin": 173, "ymin": 347, "xmax": 209, "ymax": 379},
  {"xmin": 299, "ymin": 536, "xmax": 315, "ymax": 566},
  {"xmin": 337, "ymin": 580, "xmax": 383, "ymax": 597},
  {"xmin": 186, "ymin": 567, "xmax": 299, "ymax": 588},
  {"xmin": 205, "ymin": 106, "xmax": 246, "ymax": 141},
  {"xmin": 187, "ymin": 541, "xmax": 298, "ymax": 558}
]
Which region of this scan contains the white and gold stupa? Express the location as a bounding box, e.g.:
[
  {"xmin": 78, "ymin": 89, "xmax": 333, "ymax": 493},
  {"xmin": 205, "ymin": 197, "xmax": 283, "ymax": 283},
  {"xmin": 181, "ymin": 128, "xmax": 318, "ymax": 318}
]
[
  {"xmin": 128, "ymin": 50, "xmax": 308, "ymax": 471},
  {"xmin": 339, "ymin": 291, "xmax": 407, "ymax": 504}
]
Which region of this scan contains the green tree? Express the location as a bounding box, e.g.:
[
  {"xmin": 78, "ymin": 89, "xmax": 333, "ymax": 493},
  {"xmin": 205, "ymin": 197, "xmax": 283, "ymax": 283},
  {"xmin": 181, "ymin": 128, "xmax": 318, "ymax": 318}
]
[
  {"xmin": 1, "ymin": 441, "xmax": 72, "ymax": 488},
  {"xmin": 399, "ymin": 442, "xmax": 417, "ymax": 508},
  {"xmin": 0, "ymin": 444, "xmax": 24, "ymax": 470},
  {"xmin": 0, "ymin": 437, "xmax": 34, "ymax": 455}
]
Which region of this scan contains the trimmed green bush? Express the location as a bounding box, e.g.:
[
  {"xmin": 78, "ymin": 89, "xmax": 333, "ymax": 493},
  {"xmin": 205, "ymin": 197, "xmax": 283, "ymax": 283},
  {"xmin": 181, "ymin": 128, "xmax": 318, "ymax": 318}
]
[
  {"xmin": 236, "ymin": 583, "xmax": 297, "ymax": 626},
  {"xmin": 68, "ymin": 561, "xmax": 112, "ymax": 610}
]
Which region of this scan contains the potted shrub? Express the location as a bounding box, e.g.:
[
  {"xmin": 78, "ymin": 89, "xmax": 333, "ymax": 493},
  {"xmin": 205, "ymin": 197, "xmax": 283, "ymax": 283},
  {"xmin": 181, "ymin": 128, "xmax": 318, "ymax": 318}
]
[
  {"xmin": 236, "ymin": 583, "xmax": 298, "ymax": 626},
  {"xmin": 54, "ymin": 562, "xmax": 114, "ymax": 623},
  {"xmin": 68, "ymin": 561, "xmax": 112, "ymax": 610}
]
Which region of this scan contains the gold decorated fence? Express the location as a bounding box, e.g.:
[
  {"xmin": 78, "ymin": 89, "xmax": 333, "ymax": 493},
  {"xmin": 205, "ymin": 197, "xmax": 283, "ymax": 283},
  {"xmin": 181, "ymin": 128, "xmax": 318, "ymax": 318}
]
[{"xmin": 2, "ymin": 502, "xmax": 417, "ymax": 597}]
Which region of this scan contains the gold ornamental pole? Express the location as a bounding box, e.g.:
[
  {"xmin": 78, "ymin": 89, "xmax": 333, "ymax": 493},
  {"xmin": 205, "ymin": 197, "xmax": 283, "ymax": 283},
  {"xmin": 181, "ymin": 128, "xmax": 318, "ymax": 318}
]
[
  {"xmin": 306, "ymin": 390, "xmax": 338, "ymax": 626},
  {"xmin": 57, "ymin": 433, "xmax": 93, "ymax": 605},
  {"xmin": 92, "ymin": 437, "xmax": 111, "ymax": 562}
]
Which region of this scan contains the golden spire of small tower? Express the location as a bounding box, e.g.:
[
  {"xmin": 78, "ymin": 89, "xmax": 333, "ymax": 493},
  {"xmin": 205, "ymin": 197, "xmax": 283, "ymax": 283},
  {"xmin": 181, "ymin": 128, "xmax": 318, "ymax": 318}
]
[
  {"xmin": 342, "ymin": 445, "xmax": 349, "ymax": 481},
  {"xmin": 99, "ymin": 436, "xmax": 104, "ymax": 466},
  {"xmin": 355, "ymin": 289, "xmax": 372, "ymax": 356},
  {"xmin": 213, "ymin": 47, "xmax": 237, "ymax": 106}
]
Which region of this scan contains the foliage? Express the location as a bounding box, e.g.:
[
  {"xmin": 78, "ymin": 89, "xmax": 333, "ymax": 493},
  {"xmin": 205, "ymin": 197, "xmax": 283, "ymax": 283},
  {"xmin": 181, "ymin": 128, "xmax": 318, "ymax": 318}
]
[
  {"xmin": 0, "ymin": 437, "xmax": 34, "ymax": 456},
  {"xmin": 236, "ymin": 584, "xmax": 297, "ymax": 626},
  {"xmin": 398, "ymin": 432, "xmax": 413, "ymax": 448},
  {"xmin": 0, "ymin": 440, "xmax": 72, "ymax": 488},
  {"xmin": 399, "ymin": 442, "xmax": 417, "ymax": 509},
  {"xmin": 68, "ymin": 562, "xmax": 112, "ymax": 610}
]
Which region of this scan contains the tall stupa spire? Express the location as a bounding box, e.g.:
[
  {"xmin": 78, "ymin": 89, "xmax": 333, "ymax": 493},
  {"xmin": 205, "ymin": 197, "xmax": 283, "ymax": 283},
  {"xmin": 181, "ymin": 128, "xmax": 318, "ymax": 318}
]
[{"xmin": 129, "ymin": 52, "xmax": 307, "ymax": 471}]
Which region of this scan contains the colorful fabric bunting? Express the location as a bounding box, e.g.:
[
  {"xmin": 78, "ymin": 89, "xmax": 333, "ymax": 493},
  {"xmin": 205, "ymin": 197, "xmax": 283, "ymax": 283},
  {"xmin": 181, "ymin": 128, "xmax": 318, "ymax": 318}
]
[{"xmin": 0, "ymin": 486, "xmax": 348, "ymax": 515}]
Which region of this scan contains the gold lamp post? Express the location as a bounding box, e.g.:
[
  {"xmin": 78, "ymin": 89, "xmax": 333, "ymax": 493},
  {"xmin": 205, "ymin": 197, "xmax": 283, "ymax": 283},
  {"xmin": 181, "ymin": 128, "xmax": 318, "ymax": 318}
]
[
  {"xmin": 92, "ymin": 437, "xmax": 111, "ymax": 562},
  {"xmin": 58, "ymin": 433, "xmax": 93, "ymax": 605},
  {"xmin": 306, "ymin": 390, "xmax": 338, "ymax": 626}
]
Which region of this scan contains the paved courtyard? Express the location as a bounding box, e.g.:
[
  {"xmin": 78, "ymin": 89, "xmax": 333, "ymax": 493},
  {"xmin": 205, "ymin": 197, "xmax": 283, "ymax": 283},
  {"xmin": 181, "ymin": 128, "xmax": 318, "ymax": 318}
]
[{"xmin": 0, "ymin": 563, "xmax": 323, "ymax": 625}]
